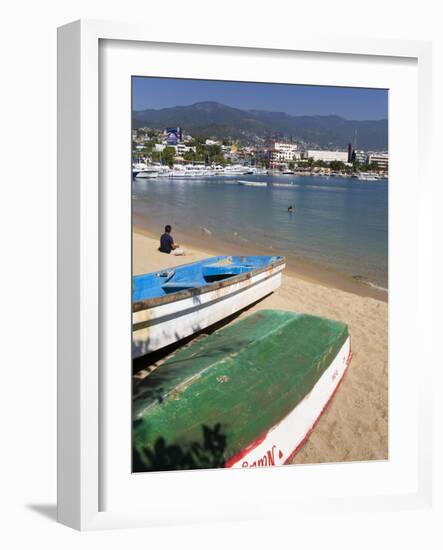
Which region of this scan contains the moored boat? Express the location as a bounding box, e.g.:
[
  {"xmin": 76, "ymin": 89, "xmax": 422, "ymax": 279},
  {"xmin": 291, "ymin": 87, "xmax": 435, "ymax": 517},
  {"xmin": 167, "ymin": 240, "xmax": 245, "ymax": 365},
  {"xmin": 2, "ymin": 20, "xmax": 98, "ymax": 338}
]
[
  {"xmin": 356, "ymin": 172, "xmax": 380, "ymax": 181},
  {"xmin": 133, "ymin": 309, "xmax": 352, "ymax": 471},
  {"xmin": 223, "ymin": 164, "xmax": 250, "ymax": 176},
  {"xmin": 133, "ymin": 255, "xmax": 285, "ymax": 358},
  {"xmin": 135, "ymin": 165, "xmax": 159, "ymax": 178},
  {"xmin": 132, "ymin": 162, "xmax": 148, "ymax": 177},
  {"xmin": 272, "ymin": 182, "xmax": 294, "ymax": 187}
]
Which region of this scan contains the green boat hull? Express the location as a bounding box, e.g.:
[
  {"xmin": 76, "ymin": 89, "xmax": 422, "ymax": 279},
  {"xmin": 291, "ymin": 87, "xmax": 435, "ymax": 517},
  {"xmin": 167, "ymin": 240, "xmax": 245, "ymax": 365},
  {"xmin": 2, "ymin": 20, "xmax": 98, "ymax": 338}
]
[{"xmin": 133, "ymin": 309, "xmax": 351, "ymax": 471}]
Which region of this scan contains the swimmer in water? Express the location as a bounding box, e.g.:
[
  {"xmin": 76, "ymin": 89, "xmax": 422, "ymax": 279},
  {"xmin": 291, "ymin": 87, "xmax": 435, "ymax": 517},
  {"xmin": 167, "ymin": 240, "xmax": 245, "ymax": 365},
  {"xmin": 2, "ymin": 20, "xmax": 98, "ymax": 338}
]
[{"xmin": 288, "ymin": 205, "xmax": 294, "ymax": 213}]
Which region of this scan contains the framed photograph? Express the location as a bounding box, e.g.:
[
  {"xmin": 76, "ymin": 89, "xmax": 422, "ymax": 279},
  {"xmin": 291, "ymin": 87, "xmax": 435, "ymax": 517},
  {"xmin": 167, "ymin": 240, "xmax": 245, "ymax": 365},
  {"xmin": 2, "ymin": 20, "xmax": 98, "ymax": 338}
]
[{"xmin": 57, "ymin": 19, "xmax": 433, "ymax": 530}]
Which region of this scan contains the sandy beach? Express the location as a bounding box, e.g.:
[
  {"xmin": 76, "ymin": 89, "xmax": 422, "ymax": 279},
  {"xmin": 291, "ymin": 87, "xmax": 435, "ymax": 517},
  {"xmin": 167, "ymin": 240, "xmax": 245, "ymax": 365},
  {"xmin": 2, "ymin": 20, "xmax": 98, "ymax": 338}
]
[{"xmin": 133, "ymin": 227, "xmax": 388, "ymax": 465}]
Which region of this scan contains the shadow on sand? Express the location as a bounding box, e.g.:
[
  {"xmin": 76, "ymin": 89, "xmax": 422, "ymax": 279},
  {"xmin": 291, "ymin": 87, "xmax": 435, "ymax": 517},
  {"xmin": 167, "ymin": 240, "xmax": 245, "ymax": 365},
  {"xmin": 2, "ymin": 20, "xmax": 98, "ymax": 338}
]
[{"xmin": 133, "ymin": 293, "xmax": 271, "ymax": 375}]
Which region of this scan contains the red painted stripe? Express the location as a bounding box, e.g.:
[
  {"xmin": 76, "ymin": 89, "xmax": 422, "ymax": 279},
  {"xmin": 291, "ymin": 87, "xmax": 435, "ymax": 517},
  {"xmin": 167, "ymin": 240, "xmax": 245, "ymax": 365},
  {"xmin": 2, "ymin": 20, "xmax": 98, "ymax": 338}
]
[
  {"xmin": 224, "ymin": 432, "xmax": 269, "ymax": 468},
  {"xmin": 225, "ymin": 338, "xmax": 352, "ymax": 468},
  {"xmin": 284, "ymin": 341, "xmax": 352, "ymax": 465}
]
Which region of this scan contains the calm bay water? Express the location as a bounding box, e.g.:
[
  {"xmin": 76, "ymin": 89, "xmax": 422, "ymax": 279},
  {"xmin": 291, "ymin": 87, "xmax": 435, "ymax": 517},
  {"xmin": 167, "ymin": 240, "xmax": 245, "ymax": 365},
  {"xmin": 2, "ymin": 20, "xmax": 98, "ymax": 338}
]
[{"xmin": 132, "ymin": 174, "xmax": 388, "ymax": 289}]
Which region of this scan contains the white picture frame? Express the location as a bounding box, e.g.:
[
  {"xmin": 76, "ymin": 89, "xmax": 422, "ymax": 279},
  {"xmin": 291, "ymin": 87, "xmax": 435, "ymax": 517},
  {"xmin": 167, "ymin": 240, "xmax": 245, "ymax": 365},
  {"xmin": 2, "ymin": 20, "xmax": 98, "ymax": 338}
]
[{"xmin": 57, "ymin": 19, "xmax": 434, "ymax": 531}]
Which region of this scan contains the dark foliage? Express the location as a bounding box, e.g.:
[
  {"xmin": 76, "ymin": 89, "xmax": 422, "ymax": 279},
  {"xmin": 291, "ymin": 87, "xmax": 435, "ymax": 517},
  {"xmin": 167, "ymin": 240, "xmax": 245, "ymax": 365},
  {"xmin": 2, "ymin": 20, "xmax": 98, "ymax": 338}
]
[{"xmin": 133, "ymin": 423, "xmax": 228, "ymax": 472}]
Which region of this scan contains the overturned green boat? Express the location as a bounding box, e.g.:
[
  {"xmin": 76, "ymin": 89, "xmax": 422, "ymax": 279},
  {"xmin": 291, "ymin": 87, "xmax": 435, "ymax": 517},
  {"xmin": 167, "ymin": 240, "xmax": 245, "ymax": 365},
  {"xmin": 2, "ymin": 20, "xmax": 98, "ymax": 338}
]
[{"xmin": 133, "ymin": 310, "xmax": 351, "ymax": 471}]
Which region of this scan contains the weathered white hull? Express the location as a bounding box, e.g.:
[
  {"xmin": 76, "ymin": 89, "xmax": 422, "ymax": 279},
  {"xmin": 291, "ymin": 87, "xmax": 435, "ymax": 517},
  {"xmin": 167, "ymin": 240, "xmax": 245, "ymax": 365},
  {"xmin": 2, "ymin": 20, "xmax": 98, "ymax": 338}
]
[
  {"xmin": 225, "ymin": 336, "xmax": 351, "ymax": 468},
  {"xmin": 133, "ymin": 263, "xmax": 285, "ymax": 358}
]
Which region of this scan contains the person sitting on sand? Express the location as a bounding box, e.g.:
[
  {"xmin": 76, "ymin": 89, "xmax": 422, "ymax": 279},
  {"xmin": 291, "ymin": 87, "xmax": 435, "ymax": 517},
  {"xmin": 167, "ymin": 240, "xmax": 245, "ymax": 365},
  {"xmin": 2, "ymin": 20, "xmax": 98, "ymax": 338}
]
[{"xmin": 159, "ymin": 224, "xmax": 184, "ymax": 256}]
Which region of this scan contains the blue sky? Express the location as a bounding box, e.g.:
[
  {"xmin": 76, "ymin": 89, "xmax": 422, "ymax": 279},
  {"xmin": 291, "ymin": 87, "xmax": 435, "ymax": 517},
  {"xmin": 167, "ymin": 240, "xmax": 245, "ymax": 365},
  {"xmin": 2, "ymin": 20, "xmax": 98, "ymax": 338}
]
[{"xmin": 132, "ymin": 77, "xmax": 388, "ymax": 120}]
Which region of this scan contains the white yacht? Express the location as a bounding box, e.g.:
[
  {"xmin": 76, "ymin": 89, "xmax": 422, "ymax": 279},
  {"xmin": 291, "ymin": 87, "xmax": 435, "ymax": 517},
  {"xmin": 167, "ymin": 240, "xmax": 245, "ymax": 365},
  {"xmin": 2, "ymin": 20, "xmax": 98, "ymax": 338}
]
[
  {"xmin": 193, "ymin": 164, "xmax": 214, "ymax": 177},
  {"xmin": 170, "ymin": 164, "xmax": 216, "ymax": 178},
  {"xmin": 150, "ymin": 163, "xmax": 172, "ymax": 177},
  {"xmin": 132, "ymin": 162, "xmax": 148, "ymax": 177},
  {"xmin": 134, "ymin": 161, "xmax": 167, "ymax": 179},
  {"xmin": 170, "ymin": 164, "xmax": 188, "ymax": 178},
  {"xmin": 170, "ymin": 164, "xmax": 199, "ymax": 178},
  {"xmin": 223, "ymin": 164, "xmax": 249, "ymax": 176},
  {"xmin": 135, "ymin": 165, "xmax": 159, "ymax": 179},
  {"xmin": 356, "ymin": 172, "xmax": 380, "ymax": 181},
  {"xmin": 212, "ymin": 164, "xmax": 225, "ymax": 176}
]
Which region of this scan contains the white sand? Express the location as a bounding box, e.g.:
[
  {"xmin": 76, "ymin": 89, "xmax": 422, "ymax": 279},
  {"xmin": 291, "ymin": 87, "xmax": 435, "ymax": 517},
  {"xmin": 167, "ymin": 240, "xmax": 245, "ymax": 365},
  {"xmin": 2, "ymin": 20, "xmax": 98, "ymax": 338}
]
[{"xmin": 133, "ymin": 230, "xmax": 388, "ymax": 464}]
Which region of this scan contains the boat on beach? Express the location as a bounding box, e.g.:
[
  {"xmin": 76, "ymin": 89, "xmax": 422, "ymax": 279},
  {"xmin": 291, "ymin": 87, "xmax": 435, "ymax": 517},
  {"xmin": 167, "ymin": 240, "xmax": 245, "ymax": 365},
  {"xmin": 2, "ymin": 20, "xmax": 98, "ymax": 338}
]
[
  {"xmin": 132, "ymin": 255, "xmax": 285, "ymax": 358},
  {"xmin": 133, "ymin": 309, "xmax": 352, "ymax": 471}
]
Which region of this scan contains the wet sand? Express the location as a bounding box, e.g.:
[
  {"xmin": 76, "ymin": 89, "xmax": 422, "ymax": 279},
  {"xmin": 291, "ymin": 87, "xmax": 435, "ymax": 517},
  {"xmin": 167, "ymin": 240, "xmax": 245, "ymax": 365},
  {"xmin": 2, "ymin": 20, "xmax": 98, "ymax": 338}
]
[
  {"xmin": 133, "ymin": 227, "xmax": 388, "ymax": 464},
  {"xmin": 133, "ymin": 222, "xmax": 388, "ymax": 302}
]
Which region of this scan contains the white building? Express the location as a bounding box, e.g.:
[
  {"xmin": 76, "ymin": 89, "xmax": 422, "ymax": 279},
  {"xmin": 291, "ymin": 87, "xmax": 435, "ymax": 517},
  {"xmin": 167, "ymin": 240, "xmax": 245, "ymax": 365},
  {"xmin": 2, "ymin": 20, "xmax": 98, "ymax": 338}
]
[
  {"xmin": 175, "ymin": 144, "xmax": 196, "ymax": 155},
  {"xmin": 367, "ymin": 153, "xmax": 389, "ymax": 170},
  {"xmin": 354, "ymin": 150, "xmax": 368, "ymax": 164},
  {"xmin": 154, "ymin": 143, "xmax": 195, "ymax": 155},
  {"xmin": 268, "ymin": 142, "xmax": 299, "ymax": 167},
  {"xmin": 273, "ymin": 142, "xmax": 298, "ymax": 159},
  {"xmin": 307, "ymin": 150, "xmax": 348, "ymax": 163}
]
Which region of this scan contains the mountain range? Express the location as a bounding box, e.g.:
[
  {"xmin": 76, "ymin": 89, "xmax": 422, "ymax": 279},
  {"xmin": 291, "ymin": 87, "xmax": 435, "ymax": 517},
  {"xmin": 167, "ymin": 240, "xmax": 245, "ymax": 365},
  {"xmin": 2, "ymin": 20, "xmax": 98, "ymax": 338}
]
[{"xmin": 132, "ymin": 101, "xmax": 388, "ymax": 150}]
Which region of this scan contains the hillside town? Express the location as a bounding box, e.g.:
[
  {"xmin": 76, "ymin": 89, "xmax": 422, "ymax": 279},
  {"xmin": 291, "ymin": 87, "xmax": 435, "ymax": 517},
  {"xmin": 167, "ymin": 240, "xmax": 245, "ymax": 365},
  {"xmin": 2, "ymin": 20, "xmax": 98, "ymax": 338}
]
[{"xmin": 132, "ymin": 125, "xmax": 389, "ymax": 180}]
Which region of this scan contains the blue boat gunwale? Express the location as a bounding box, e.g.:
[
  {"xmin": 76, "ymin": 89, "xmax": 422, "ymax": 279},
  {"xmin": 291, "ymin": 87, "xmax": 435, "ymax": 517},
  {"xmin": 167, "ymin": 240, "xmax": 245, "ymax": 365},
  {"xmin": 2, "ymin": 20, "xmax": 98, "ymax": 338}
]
[{"xmin": 132, "ymin": 255, "xmax": 286, "ymax": 312}]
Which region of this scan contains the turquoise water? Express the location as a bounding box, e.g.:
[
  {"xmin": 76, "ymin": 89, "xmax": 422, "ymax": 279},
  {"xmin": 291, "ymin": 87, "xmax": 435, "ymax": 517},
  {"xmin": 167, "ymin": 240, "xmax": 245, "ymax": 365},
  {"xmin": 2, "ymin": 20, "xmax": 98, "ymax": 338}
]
[{"xmin": 132, "ymin": 174, "xmax": 388, "ymax": 289}]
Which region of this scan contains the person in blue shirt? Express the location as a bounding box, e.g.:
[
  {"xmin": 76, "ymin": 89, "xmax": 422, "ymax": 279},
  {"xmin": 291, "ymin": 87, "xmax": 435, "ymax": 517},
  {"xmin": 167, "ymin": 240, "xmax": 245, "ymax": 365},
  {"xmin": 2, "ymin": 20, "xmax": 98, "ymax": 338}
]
[{"xmin": 159, "ymin": 225, "xmax": 183, "ymax": 255}]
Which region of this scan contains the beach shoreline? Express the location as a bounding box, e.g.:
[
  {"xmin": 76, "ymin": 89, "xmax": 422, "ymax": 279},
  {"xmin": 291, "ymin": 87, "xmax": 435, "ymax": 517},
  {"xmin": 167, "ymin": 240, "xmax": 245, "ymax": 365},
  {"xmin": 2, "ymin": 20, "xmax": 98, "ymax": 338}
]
[
  {"xmin": 132, "ymin": 227, "xmax": 388, "ymax": 465},
  {"xmin": 133, "ymin": 224, "xmax": 388, "ymax": 302}
]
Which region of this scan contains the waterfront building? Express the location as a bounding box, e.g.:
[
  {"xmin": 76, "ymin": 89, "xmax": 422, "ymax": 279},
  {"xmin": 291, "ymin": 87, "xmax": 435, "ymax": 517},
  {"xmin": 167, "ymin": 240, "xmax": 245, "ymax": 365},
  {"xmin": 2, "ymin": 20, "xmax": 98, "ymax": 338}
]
[
  {"xmin": 367, "ymin": 153, "xmax": 389, "ymax": 170},
  {"xmin": 154, "ymin": 143, "xmax": 195, "ymax": 155},
  {"xmin": 354, "ymin": 150, "xmax": 368, "ymax": 164},
  {"xmin": 175, "ymin": 143, "xmax": 196, "ymax": 155},
  {"xmin": 275, "ymin": 142, "xmax": 298, "ymax": 151},
  {"xmin": 268, "ymin": 142, "xmax": 299, "ymax": 168},
  {"xmin": 307, "ymin": 150, "xmax": 348, "ymax": 163}
]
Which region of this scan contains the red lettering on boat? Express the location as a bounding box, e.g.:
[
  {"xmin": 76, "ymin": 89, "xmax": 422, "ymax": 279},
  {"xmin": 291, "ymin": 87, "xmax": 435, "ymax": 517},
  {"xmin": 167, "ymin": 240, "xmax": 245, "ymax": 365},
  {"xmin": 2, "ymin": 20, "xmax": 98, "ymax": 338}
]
[
  {"xmin": 267, "ymin": 446, "xmax": 276, "ymax": 465},
  {"xmin": 241, "ymin": 445, "xmax": 278, "ymax": 468}
]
